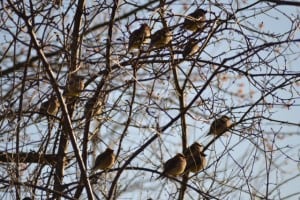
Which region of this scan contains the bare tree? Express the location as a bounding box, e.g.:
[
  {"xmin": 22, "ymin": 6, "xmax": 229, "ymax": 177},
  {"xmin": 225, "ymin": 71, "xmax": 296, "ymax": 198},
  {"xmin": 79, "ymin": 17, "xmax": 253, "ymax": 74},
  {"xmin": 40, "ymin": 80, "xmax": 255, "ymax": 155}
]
[{"xmin": 1, "ymin": 0, "xmax": 300, "ymax": 199}]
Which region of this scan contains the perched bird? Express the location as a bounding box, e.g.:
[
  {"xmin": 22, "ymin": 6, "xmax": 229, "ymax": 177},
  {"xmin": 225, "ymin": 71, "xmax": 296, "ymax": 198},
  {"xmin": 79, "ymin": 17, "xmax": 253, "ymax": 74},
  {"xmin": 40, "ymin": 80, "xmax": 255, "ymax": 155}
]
[
  {"xmin": 187, "ymin": 153, "xmax": 207, "ymax": 173},
  {"xmin": 53, "ymin": 0, "xmax": 62, "ymax": 8},
  {"xmin": 157, "ymin": 153, "xmax": 187, "ymax": 179},
  {"xmin": 183, "ymin": 142, "xmax": 204, "ymax": 156},
  {"xmin": 65, "ymin": 76, "xmax": 85, "ymax": 97},
  {"xmin": 182, "ymin": 8, "xmax": 207, "ymax": 32},
  {"xmin": 182, "ymin": 38, "xmax": 200, "ymax": 58},
  {"xmin": 206, "ymin": 115, "xmax": 232, "ymax": 136},
  {"xmin": 92, "ymin": 99, "xmax": 103, "ymax": 116},
  {"xmin": 184, "ymin": 142, "xmax": 207, "ymax": 173},
  {"xmin": 39, "ymin": 96, "xmax": 60, "ymax": 116},
  {"xmin": 84, "ymin": 97, "xmax": 105, "ymax": 118},
  {"xmin": 150, "ymin": 27, "xmax": 173, "ymax": 49},
  {"xmin": 128, "ymin": 23, "xmax": 151, "ymax": 51},
  {"xmin": 92, "ymin": 148, "xmax": 116, "ymax": 171}
]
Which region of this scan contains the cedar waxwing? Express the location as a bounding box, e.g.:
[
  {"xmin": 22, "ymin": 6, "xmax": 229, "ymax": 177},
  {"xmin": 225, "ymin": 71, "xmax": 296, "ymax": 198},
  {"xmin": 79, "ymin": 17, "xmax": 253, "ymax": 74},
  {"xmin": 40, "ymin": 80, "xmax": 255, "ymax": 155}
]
[
  {"xmin": 53, "ymin": 0, "xmax": 62, "ymax": 7},
  {"xmin": 157, "ymin": 153, "xmax": 187, "ymax": 179},
  {"xmin": 39, "ymin": 96, "xmax": 60, "ymax": 116},
  {"xmin": 186, "ymin": 152, "xmax": 207, "ymax": 173},
  {"xmin": 182, "ymin": 9, "xmax": 207, "ymax": 32},
  {"xmin": 150, "ymin": 28, "xmax": 173, "ymax": 49},
  {"xmin": 92, "ymin": 148, "xmax": 115, "ymax": 171},
  {"xmin": 206, "ymin": 115, "xmax": 232, "ymax": 136},
  {"xmin": 183, "ymin": 142, "xmax": 204, "ymax": 156},
  {"xmin": 93, "ymin": 99, "xmax": 103, "ymax": 116},
  {"xmin": 182, "ymin": 38, "xmax": 200, "ymax": 58},
  {"xmin": 184, "ymin": 142, "xmax": 207, "ymax": 173},
  {"xmin": 84, "ymin": 98, "xmax": 104, "ymax": 117},
  {"xmin": 128, "ymin": 23, "xmax": 151, "ymax": 51},
  {"xmin": 65, "ymin": 76, "xmax": 85, "ymax": 97}
]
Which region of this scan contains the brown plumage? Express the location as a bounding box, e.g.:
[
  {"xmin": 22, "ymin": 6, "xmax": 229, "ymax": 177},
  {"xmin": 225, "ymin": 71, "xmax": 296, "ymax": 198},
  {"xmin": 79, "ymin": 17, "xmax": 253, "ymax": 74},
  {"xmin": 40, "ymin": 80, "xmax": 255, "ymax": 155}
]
[
  {"xmin": 183, "ymin": 142, "xmax": 204, "ymax": 156},
  {"xmin": 39, "ymin": 96, "xmax": 60, "ymax": 116},
  {"xmin": 182, "ymin": 9, "xmax": 207, "ymax": 32},
  {"xmin": 92, "ymin": 148, "xmax": 115, "ymax": 171},
  {"xmin": 128, "ymin": 23, "xmax": 151, "ymax": 51},
  {"xmin": 92, "ymin": 99, "xmax": 103, "ymax": 116},
  {"xmin": 150, "ymin": 28, "xmax": 173, "ymax": 49},
  {"xmin": 206, "ymin": 115, "xmax": 232, "ymax": 136},
  {"xmin": 157, "ymin": 153, "xmax": 187, "ymax": 179},
  {"xmin": 53, "ymin": 0, "xmax": 62, "ymax": 8},
  {"xmin": 184, "ymin": 142, "xmax": 207, "ymax": 173},
  {"xmin": 65, "ymin": 76, "xmax": 85, "ymax": 97},
  {"xmin": 182, "ymin": 38, "xmax": 200, "ymax": 58},
  {"xmin": 84, "ymin": 97, "xmax": 105, "ymax": 118}
]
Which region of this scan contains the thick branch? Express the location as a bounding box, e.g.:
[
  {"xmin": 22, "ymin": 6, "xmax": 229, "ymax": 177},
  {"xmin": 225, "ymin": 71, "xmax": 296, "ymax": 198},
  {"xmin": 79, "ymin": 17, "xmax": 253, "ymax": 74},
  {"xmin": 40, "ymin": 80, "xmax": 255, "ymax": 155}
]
[
  {"xmin": 261, "ymin": 0, "xmax": 300, "ymax": 6},
  {"xmin": 0, "ymin": 152, "xmax": 60, "ymax": 166}
]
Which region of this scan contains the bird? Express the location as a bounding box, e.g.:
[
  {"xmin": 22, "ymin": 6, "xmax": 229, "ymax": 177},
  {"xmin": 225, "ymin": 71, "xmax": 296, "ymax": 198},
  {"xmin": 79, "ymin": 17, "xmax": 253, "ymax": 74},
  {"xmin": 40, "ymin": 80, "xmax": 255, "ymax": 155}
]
[
  {"xmin": 39, "ymin": 96, "xmax": 60, "ymax": 116},
  {"xmin": 149, "ymin": 27, "xmax": 173, "ymax": 49},
  {"xmin": 184, "ymin": 142, "xmax": 207, "ymax": 173},
  {"xmin": 53, "ymin": 0, "xmax": 62, "ymax": 8},
  {"xmin": 128, "ymin": 23, "xmax": 151, "ymax": 51},
  {"xmin": 182, "ymin": 8, "xmax": 207, "ymax": 32},
  {"xmin": 157, "ymin": 153, "xmax": 187, "ymax": 179},
  {"xmin": 65, "ymin": 76, "xmax": 85, "ymax": 97},
  {"xmin": 187, "ymin": 153, "xmax": 207, "ymax": 173},
  {"xmin": 183, "ymin": 142, "xmax": 204, "ymax": 156},
  {"xmin": 206, "ymin": 115, "xmax": 232, "ymax": 136},
  {"xmin": 92, "ymin": 148, "xmax": 116, "ymax": 171},
  {"xmin": 84, "ymin": 98, "xmax": 104, "ymax": 118},
  {"xmin": 92, "ymin": 99, "xmax": 103, "ymax": 116},
  {"xmin": 182, "ymin": 38, "xmax": 200, "ymax": 58}
]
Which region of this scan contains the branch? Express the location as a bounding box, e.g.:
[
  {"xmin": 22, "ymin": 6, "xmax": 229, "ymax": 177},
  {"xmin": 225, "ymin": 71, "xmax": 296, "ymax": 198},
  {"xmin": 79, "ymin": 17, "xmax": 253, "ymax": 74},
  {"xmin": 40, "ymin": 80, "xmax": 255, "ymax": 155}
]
[
  {"xmin": 9, "ymin": 2, "xmax": 95, "ymax": 199},
  {"xmin": 261, "ymin": 0, "xmax": 300, "ymax": 7},
  {"xmin": 0, "ymin": 152, "xmax": 58, "ymax": 166}
]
